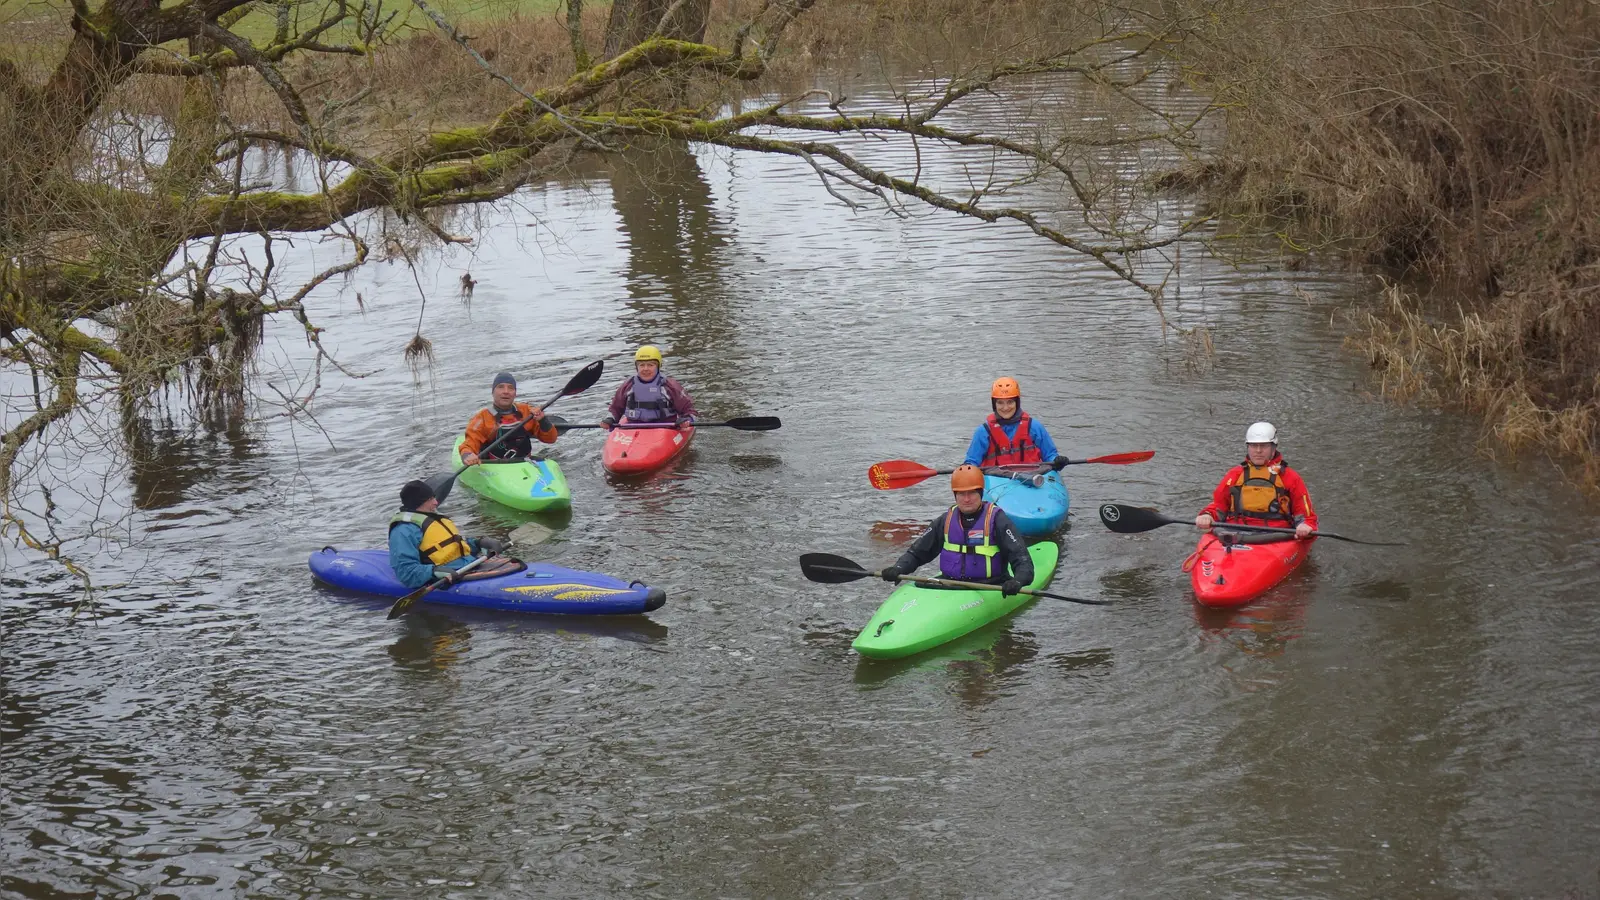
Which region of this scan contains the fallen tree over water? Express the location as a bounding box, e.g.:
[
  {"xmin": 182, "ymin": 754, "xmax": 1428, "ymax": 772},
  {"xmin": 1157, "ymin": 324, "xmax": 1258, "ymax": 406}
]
[{"xmin": 1, "ymin": 0, "xmax": 1214, "ymax": 590}]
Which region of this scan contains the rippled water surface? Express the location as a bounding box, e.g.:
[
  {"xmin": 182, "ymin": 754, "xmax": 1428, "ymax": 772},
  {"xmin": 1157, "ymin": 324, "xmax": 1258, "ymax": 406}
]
[{"xmin": 5, "ymin": 66, "xmax": 1600, "ymax": 899}]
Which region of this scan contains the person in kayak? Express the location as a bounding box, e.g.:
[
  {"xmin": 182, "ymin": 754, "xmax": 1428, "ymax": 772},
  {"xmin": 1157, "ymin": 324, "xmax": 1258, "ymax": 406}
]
[
  {"xmin": 602, "ymin": 345, "xmax": 697, "ymax": 432},
  {"xmin": 459, "ymin": 371, "xmax": 558, "ymax": 466},
  {"xmin": 963, "ymin": 377, "xmax": 1059, "ymax": 468},
  {"xmin": 388, "ymin": 480, "xmax": 507, "ymax": 589},
  {"xmin": 877, "ymin": 465, "xmax": 1035, "ymax": 596},
  {"xmin": 1195, "ymin": 421, "xmax": 1319, "ymax": 542}
]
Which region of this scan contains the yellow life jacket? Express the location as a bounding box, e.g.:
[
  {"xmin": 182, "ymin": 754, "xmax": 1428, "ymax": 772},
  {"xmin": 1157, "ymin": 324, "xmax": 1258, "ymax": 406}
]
[
  {"xmin": 1228, "ymin": 460, "xmax": 1295, "ymax": 524},
  {"xmin": 389, "ymin": 511, "xmax": 470, "ymax": 564}
]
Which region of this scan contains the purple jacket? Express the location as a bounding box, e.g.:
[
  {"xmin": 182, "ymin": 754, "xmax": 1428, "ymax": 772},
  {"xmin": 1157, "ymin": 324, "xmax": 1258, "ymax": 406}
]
[{"xmin": 605, "ymin": 375, "xmax": 697, "ymax": 423}]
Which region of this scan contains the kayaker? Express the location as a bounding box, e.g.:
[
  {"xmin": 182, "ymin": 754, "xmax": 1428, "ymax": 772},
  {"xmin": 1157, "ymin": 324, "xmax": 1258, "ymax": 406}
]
[
  {"xmin": 459, "ymin": 371, "xmax": 558, "ymax": 466},
  {"xmin": 1195, "ymin": 422, "xmax": 1318, "ymax": 542},
  {"xmin": 962, "ymin": 377, "xmax": 1060, "ymax": 468},
  {"xmin": 878, "ymin": 465, "xmax": 1035, "ymax": 596},
  {"xmin": 387, "ymin": 480, "xmax": 507, "ymax": 589},
  {"xmin": 602, "ymin": 346, "xmax": 697, "ymax": 432}
]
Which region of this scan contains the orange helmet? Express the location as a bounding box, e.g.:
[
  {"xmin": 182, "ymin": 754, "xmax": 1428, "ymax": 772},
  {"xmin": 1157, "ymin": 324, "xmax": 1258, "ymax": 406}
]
[
  {"xmin": 950, "ymin": 464, "xmax": 985, "ymax": 493},
  {"xmin": 991, "ymin": 377, "xmax": 1021, "ymax": 400}
]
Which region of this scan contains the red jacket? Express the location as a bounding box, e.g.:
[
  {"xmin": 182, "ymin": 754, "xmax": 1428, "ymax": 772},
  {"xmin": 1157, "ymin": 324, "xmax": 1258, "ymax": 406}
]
[{"xmin": 1200, "ymin": 452, "xmax": 1318, "ymax": 529}]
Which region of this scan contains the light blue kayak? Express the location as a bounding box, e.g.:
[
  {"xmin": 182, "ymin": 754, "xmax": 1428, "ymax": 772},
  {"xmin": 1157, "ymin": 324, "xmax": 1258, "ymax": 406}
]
[{"xmin": 984, "ymin": 471, "xmax": 1069, "ymax": 535}]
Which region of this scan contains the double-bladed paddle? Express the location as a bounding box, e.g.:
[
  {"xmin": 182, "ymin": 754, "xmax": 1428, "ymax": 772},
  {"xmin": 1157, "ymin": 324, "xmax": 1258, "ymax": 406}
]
[
  {"xmin": 867, "ymin": 451, "xmax": 1155, "ymax": 490},
  {"xmin": 1096, "ymin": 503, "xmax": 1408, "ymax": 546},
  {"xmin": 425, "ymin": 360, "xmax": 604, "ymax": 503},
  {"xmin": 546, "ymin": 414, "xmax": 782, "ymax": 433},
  {"xmin": 798, "ymin": 552, "xmax": 1110, "ymax": 606},
  {"xmin": 385, "ymin": 554, "xmax": 492, "ymax": 619}
]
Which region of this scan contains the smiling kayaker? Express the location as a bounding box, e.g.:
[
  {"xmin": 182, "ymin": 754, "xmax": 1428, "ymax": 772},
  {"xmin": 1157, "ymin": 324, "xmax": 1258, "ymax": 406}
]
[
  {"xmin": 602, "ymin": 345, "xmax": 697, "ymax": 432},
  {"xmin": 962, "ymin": 377, "xmax": 1060, "ymax": 468},
  {"xmin": 1195, "ymin": 422, "xmax": 1318, "ymax": 542},
  {"xmin": 459, "ymin": 371, "xmax": 558, "ymax": 466},
  {"xmin": 878, "ymin": 465, "xmax": 1035, "ymax": 596},
  {"xmin": 387, "ymin": 480, "xmax": 507, "ymax": 589}
]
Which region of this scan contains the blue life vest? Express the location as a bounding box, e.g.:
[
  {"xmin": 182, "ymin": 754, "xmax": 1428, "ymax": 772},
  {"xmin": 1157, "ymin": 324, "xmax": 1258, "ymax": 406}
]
[
  {"xmin": 624, "ymin": 375, "xmax": 672, "ymax": 423},
  {"xmin": 938, "ymin": 503, "xmax": 1001, "ymax": 581}
]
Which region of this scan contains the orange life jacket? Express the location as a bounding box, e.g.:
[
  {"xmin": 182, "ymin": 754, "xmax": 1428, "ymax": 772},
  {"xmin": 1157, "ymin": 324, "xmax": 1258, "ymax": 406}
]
[{"xmin": 1226, "ymin": 459, "xmax": 1296, "ymax": 525}]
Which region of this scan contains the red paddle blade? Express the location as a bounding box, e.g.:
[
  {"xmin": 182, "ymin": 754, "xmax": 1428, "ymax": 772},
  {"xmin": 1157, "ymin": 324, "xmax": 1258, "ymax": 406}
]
[
  {"xmin": 1084, "ymin": 450, "xmax": 1155, "ymax": 465},
  {"xmin": 867, "ymin": 460, "xmax": 938, "ymax": 490}
]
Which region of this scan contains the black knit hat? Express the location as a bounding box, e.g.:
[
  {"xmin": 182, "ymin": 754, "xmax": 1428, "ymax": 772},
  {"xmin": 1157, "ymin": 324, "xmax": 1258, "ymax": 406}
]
[
  {"xmin": 399, "ymin": 479, "xmax": 435, "ymax": 510},
  {"xmin": 492, "ymin": 371, "xmax": 516, "ymax": 389}
]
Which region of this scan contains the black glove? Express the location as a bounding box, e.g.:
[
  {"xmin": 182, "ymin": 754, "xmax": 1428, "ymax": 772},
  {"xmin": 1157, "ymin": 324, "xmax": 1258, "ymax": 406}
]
[
  {"xmin": 879, "ymin": 565, "xmax": 903, "ymax": 583},
  {"xmin": 478, "ymin": 537, "xmax": 506, "ymax": 556},
  {"xmin": 1000, "ymin": 578, "xmax": 1022, "ymax": 597},
  {"xmin": 431, "ymin": 566, "xmax": 461, "ymax": 587}
]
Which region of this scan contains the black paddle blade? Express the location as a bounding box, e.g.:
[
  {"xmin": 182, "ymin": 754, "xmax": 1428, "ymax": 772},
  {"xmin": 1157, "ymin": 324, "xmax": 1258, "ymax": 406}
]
[
  {"xmin": 425, "ymin": 471, "xmax": 460, "ymax": 504},
  {"xmin": 724, "ymin": 416, "xmax": 782, "ymax": 431},
  {"xmin": 1098, "ymin": 503, "xmax": 1182, "ymax": 534},
  {"xmin": 799, "ymin": 552, "xmax": 872, "ymax": 584},
  {"xmin": 561, "ymin": 360, "xmax": 605, "ymax": 397}
]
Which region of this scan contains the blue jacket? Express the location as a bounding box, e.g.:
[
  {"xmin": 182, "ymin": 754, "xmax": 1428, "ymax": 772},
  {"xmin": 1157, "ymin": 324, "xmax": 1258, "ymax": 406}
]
[
  {"xmin": 387, "ymin": 522, "xmax": 481, "ymax": 589},
  {"xmin": 963, "ymin": 417, "xmax": 1059, "ymax": 467}
]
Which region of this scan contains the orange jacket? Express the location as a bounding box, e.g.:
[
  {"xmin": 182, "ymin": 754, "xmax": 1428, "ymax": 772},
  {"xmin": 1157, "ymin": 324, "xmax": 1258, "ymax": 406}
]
[{"xmin": 460, "ymin": 403, "xmax": 558, "ymax": 458}]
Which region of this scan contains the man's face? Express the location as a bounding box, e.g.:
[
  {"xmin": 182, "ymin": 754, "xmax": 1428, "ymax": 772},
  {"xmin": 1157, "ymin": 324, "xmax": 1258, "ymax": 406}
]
[
  {"xmin": 954, "ymin": 489, "xmax": 984, "ymax": 515},
  {"xmin": 492, "ymin": 383, "xmax": 517, "ymax": 407}
]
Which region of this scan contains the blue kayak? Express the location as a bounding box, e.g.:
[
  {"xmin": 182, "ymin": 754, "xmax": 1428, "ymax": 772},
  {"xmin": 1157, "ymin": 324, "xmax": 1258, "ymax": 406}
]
[
  {"xmin": 308, "ymin": 548, "xmax": 666, "ymax": 615},
  {"xmin": 984, "ymin": 471, "xmax": 1069, "ymax": 535}
]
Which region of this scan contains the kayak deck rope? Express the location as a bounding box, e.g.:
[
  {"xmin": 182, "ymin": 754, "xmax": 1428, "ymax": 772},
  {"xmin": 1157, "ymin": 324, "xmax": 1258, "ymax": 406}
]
[{"xmin": 874, "ymin": 619, "xmax": 894, "ymax": 637}]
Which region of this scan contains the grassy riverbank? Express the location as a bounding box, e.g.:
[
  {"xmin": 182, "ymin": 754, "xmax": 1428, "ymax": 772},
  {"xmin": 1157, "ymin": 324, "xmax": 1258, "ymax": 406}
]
[{"xmin": 1174, "ymin": 0, "xmax": 1599, "ymax": 485}]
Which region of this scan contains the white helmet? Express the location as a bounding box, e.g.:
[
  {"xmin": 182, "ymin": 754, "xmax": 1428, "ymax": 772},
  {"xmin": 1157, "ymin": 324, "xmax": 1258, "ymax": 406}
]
[{"xmin": 1245, "ymin": 421, "xmax": 1277, "ymax": 444}]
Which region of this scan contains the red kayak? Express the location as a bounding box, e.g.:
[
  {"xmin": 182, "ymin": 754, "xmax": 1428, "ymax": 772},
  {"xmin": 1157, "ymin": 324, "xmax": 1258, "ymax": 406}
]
[
  {"xmin": 602, "ymin": 424, "xmax": 694, "ymax": 475},
  {"xmin": 1189, "ymin": 533, "xmax": 1315, "ymax": 608}
]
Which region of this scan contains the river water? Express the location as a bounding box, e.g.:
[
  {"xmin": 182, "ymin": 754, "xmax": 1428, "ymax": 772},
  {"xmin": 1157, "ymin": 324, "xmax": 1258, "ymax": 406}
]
[{"xmin": 4, "ymin": 62, "xmax": 1599, "ymax": 899}]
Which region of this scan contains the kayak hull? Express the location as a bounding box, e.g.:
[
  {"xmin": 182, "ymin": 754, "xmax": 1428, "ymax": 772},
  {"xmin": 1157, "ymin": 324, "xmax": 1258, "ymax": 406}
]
[
  {"xmin": 852, "ymin": 542, "xmax": 1060, "ymax": 659},
  {"xmin": 1189, "ymin": 533, "xmax": 1315, "ymax": 608},
  {"xmin": 983, "ymin": 472, "xmax": 1069, "ymax": 536},
  {"xmin": 451, "ymin": 435, "xmax": 571, "ymax": 511},
  {"xmin": 308, "ymin": 548, "xmax": 666, "ymax": 615},
  {"xmin": 602, "ymin": 425, "xmax": 694, "ymax": 475}
]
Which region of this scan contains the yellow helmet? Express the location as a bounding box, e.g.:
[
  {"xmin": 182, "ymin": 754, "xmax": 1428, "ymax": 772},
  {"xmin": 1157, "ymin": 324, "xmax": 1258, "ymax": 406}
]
[
  {"xmin": 950, "ymin": 464, "xmax": 985, "ymax": 493},
  {"xmin": 634, "ymin": 345, "xmax": 664, "ymax": 364}
]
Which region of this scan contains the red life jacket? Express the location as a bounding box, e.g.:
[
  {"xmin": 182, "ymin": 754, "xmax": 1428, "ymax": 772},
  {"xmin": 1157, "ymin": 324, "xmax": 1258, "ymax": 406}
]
[{"xmin": 981, "ymin": 413, "xmax": 1043, "ymax": 466}]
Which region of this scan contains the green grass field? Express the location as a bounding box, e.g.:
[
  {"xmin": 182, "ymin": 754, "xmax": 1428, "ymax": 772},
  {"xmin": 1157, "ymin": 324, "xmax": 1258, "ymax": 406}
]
[{"xmin": 1, "ymin": 0, "xmax": 579, "ymax": 55}]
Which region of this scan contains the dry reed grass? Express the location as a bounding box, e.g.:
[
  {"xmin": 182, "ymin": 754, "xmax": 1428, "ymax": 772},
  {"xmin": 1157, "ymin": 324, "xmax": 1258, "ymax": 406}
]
[{"xmin": 1176, "ymin": 0, "xmax": 1600, "ymax": 485}]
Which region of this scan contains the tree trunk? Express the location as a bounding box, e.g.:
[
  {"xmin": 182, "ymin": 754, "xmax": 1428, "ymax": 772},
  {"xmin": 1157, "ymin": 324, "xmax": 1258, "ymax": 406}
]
[{"xmin": 602, "ymin": 0, "xmax": 711, "ymax": 60}]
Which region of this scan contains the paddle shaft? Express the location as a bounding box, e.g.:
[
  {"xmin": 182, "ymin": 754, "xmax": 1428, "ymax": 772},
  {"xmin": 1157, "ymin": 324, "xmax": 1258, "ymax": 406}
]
[
  {"xmin": 895, "ymin": 572, "xmax": 1106, "ymax": 606},
  {"xmin": 1117, "ymin": 506, "xmax": 1404, "ymax": 546},
  {"xmin": 806, "ymin": 562, "xmax": 1104, "ymax": 606},
  {"xmin": 386, "ymin": 554, "xmax": 491, "ymax": 619}
]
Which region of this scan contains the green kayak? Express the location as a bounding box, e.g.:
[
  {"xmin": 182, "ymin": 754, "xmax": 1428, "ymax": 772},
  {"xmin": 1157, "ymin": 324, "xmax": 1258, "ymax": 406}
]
[
  {"xmin": 852, "ymin": 541, "xmax": 1060, "ymax": 660},
  {"xmin": 450, "ymin": 435, "xmax": 572, "ymax": 512}
]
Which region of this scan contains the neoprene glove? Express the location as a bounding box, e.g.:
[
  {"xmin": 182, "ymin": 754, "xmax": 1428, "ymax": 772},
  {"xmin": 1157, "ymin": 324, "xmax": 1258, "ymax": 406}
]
[
  {"xmin": 879, "ymin": 565, "xmax": 902, "ymax": 583},
  {"xmin": 1000, "ymin": 579, "xmax": 1023, "ymax": 596},
  {"xmin": 478, "ymin": 537, "xmax": 506, "ymax": 556},
  {"xmin": 431, "ymin": 566, "xmax": 460, "ymax": 586}
]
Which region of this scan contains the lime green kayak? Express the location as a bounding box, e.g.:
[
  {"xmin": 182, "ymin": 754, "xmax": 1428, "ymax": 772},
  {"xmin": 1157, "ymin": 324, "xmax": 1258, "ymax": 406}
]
[
  {"xmin": 450, "ymin": 435, "xmax": 571, "ymax": 512},
  {"xmin": 852, "ymin": 541, "xmax": 1060, "ymax": 660}
]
